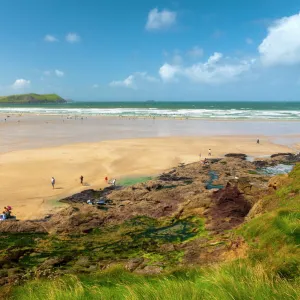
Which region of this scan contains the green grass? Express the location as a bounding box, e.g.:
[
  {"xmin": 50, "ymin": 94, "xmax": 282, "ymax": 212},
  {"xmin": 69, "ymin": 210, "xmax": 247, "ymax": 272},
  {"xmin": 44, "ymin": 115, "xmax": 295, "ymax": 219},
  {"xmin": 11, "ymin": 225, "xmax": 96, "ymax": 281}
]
[
  {"xmin": 9, "ymin": 263, "xmax": 300, "ymax": 300},
  {"xmin": 118, "ymin": 176, "xmax": 153, "ymax": 186},
  {"xmin": 239, "ymin": 164, "xmax": 300, "ymax": 280},
  {"xmin": 0, "ymin": 93, "xmax": 65, "ymax": 103}
]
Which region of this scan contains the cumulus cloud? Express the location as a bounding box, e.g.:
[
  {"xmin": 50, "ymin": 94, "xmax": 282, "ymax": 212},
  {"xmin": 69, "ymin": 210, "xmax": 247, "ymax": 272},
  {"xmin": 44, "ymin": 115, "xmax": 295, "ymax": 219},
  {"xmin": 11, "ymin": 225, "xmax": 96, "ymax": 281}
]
[
  {"xmin": 159, "ymin": 52, "xmax": 254, "ymax": 84},
  {"xmin": 146, "ymin": 8, "xmax": 176, "ymax": 30},
  {"xmin": 187, "ymin": 46, "xmax": 204, "ymax": 58},
  {"xmin": 66, "ymin": 33, "xmax": 81, "ymax": 43},
  {"xmin": 12, "ymin": 79, "xmax": 31, "ymax": 89},
  {"xmin": 259, "ymin": 13, "xmax": 300, "ymax": 66},
  {"xmin": 44, "ymin": 35, "xmax": 58, "ymax": 42},
  {"xmin": 110, "ymin": 72, "xmax": 158, "ymax": 89},
  {"xmin": 55, "ymin": 69, "xmax": 64, "ymax": 77},
  {"xmin": 159, "ymin": 64, "xmax": 180, "ymax": 82}
]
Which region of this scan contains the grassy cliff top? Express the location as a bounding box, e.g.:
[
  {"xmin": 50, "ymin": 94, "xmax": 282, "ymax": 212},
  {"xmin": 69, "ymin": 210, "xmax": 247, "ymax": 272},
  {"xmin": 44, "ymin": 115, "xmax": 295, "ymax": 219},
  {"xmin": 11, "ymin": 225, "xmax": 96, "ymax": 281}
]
[{"xmin": 0, "ymin": 93, "xmax": 66, "ymax": 103}]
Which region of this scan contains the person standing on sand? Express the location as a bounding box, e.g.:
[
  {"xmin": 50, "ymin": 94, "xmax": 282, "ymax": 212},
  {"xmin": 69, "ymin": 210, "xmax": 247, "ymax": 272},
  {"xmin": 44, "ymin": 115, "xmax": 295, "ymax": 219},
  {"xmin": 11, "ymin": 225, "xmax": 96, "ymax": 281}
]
[
  {"xmin": 51, "ymin": 177, "xmax": 55, "ymax": 189},
  {"xmin": 208, "ymin": 149, "xmax": 212, "ymax": 156},
  {"xmin": 80, "ymin": 175, "xmax": 84, "ymax": 185},
  {"xmin": 105, "ymin": 176, "xmax": 108, "ymax": 183},
  {"xmin": 257, "ymin": 138, "xmax": 260, "ymax": 144}
]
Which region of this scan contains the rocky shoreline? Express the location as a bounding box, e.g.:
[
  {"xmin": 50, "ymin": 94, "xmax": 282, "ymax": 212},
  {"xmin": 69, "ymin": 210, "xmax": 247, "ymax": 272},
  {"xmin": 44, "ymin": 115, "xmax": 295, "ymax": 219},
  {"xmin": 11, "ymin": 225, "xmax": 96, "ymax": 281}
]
[{"xmin": 0, "ymin": 152, "xmax": 299, "ymax": 286}]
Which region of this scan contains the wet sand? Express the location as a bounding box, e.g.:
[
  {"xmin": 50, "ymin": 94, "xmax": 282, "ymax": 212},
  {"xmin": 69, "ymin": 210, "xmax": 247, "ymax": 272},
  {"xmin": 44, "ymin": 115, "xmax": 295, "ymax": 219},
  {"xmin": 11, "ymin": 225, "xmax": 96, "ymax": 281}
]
[
  {"xmin": 1, "ymin": 114, "xmax": 300, "ymax": 153},
  {"xmin": 0, "ymin": 114, "xmax": 299, "ymax": 220}
]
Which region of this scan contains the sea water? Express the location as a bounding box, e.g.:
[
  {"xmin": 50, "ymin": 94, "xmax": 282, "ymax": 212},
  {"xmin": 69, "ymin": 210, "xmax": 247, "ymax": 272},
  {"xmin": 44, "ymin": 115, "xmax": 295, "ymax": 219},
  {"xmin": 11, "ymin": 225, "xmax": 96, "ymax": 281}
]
[{"xmin": 1, "ymin": 101, "xmax": 300, "ymax": 120}]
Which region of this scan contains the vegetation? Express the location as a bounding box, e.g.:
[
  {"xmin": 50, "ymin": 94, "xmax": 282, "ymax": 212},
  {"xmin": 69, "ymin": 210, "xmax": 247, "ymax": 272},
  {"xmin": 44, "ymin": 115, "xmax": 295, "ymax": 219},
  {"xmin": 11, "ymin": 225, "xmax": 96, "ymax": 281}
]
[
  {"xmin": 9, "ymin": 263, "xmax": 300, "ymax": 300},
  {"xmin": 0, "ymin": 93, "xmax": 66, "ymax": 104},
  {"xmin": 2, "ymin": 165, "xmax": 300, "ymax": 299}
]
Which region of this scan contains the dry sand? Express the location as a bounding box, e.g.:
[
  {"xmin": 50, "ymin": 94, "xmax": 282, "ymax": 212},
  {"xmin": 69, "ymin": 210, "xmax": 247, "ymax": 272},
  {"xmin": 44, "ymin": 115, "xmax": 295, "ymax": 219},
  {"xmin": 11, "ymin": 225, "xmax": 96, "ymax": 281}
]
[{"xmin": 0, "ymin": 136, "xmax": 293, "ymax": 220}]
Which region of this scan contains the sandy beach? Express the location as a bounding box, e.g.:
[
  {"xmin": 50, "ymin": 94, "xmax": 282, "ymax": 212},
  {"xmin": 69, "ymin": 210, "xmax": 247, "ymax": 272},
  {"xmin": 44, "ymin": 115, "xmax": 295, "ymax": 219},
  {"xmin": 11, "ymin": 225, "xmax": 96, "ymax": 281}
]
[{"xmin": 1, "ymin": 114, "xmax": 299, "ymax": 220}]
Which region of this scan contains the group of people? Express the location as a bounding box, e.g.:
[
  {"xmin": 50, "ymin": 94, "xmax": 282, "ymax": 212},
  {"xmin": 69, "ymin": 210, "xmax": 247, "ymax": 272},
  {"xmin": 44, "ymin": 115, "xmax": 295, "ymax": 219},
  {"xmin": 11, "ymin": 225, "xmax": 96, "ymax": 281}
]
[
  {"xmin": 0, "ymin": 206, "xmax": 12, "ymax": 220},
  {"xmin": 50, "ymin": 175, "xmax": 116, "ymax": 189}
]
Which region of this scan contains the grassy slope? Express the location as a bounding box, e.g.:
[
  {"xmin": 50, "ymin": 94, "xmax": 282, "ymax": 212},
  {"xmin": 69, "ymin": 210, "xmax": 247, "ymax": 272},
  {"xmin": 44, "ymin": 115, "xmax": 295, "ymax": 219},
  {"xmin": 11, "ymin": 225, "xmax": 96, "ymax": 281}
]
[
  {"xmin": 7, "ymin": 165, "xmax": 300, "ymax": 299},
  {"xmin": 0, "ymin": 93, "xmax": 65, "ymax": 103}
]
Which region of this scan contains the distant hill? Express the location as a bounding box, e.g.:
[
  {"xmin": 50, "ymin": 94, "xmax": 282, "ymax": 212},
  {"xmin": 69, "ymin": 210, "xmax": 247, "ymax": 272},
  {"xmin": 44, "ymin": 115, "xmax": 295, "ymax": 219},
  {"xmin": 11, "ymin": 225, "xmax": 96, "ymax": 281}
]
[{"xmin": 0, "ymin": 93, "xmax": 66, "ymax": 104}]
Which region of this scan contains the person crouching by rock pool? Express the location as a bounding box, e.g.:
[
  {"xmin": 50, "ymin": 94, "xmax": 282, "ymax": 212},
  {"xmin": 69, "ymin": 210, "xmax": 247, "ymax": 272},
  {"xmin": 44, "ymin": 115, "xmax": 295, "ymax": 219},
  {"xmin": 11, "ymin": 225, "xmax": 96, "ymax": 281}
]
[{"xmin": 0, "ymin": 206, "xmax": 11, "ymax": 220}]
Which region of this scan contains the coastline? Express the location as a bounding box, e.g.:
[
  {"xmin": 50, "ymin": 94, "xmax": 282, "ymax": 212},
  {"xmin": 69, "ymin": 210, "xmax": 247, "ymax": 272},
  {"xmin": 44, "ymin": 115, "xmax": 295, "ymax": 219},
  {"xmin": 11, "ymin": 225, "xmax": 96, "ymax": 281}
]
[{"xmin": 0, "ymin": 135, "xmax": 296, "ymax": 220}]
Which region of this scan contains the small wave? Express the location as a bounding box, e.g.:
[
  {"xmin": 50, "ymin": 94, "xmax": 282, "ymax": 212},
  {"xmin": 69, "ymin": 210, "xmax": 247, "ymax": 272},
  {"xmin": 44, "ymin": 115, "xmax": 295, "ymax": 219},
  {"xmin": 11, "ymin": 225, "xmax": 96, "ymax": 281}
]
[{"xmin": 0, "ymin": 107, "xmax": 300, "ymax": 120}]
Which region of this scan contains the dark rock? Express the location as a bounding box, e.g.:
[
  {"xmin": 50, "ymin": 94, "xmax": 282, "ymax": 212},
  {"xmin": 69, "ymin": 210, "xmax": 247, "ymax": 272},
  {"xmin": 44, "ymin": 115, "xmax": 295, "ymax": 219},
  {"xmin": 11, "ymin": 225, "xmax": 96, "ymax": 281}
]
[
  {"xmin": 270, "ymin": 153, "xmax": 294, "ymax": 158},
  {"xmin": 224, "ymin": 153, "xmax": 247, "ymax": 160},
  {"xmin": 60, "ymin": 186, "xmax": 121, "ymax": 204},
  {"xmin": 206, "ymin": 183, "xmax": 251, "ymax": 231}
]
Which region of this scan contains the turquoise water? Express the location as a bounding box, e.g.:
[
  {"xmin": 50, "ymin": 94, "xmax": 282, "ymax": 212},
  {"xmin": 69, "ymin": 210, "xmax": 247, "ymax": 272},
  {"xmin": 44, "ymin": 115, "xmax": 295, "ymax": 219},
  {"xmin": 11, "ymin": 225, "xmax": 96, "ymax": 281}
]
[{"xmin": 1, "ymin": 101, "xmax": 300, "ymax": 120}]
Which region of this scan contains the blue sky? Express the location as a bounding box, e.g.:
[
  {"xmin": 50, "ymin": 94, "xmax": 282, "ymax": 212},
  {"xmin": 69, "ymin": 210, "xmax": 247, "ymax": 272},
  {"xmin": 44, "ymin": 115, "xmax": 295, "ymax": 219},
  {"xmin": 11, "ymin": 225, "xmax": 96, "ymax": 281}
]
[{"xmin": 1, "ymin": 0, "xmax": 300, "ymax": 101}]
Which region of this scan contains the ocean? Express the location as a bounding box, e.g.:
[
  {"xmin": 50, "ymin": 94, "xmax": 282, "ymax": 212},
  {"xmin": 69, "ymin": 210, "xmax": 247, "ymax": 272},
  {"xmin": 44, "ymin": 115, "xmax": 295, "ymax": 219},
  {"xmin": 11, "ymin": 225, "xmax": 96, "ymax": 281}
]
[{"xmin": 1, "ymin": 101, "xmax": 300, "ymax": 120}]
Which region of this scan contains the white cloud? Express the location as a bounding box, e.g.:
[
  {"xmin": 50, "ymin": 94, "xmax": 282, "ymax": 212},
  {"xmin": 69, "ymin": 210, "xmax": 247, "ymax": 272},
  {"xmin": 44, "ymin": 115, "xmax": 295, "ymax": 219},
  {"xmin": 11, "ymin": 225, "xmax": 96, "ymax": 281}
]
[
  {"xmin": 110, "ymin": 75, "xmax": 136, "ymax": 89},
  {"xmin": 159, "ymin": 64, "xmax": 180, "ymax": 82},
  {"xmin": 187, "ymin": 46, "xmax": 204, "ymax": 58},
  {"xmin": 246, "ymin": 38, "xmax": 253, "ymax": 45},
  {"xmin": 12, "ymin": 79, "xmax": 31, "ymax": 89},
  {"xmin": 43, "ymin": 70, "xmax": 51, "ymax": 76},
  {"xmin": 110, "ymin": 72, "xmax": 158, "ymax": 89},
  {"xmin": 259, "ymin": 13, "xmax": 300, "ymax": 66},
  {"xmin": 44, "ymin": 35, "xmax": 58, "ymax": 42},
  {"xmin": 207, "ymin": 52, "xmax": 223, "ymax": 64},
  {"xmin": 92, "ymin": 84, "xmax": 99, "ymax": 88},
  {"xmin": 159, "ymin": 52, "xmax": 253, "ymax": 84},
  {"xmin": 66, "ymin": 33, "xmax": 81, "ymax": 43},
  {"xmin": 135, "ymin": 72, "xmax": 159, "ymax": 82},
  {"xmin": 55, "ymin": 69, "xmax": 64, "ymax": 77},
  {"xmin": 146, "ymin": 8, "xmax": 176, "ymax": 30}
]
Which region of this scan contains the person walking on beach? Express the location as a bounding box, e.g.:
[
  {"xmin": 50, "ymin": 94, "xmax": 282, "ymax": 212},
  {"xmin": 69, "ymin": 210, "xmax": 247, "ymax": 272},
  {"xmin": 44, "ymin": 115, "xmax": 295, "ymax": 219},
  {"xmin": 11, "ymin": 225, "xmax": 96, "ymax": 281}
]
[
  {"xmin": 80, "ymin": 175, "xmax": 84, "ymax": 185},
  {"xmin": 257, "ymin": 138, "xmax": 260, "ymax": 144},
  {"xmin": 105, "ymin": 176, "xmax": 108, "ymax": 183},
  {"xmin": 51, "ymin": 177, "xmax": 55, "ymax": 189},
  {"xmin": 208, "ymin": 149, "xmax": 212, "ymax": 156}
]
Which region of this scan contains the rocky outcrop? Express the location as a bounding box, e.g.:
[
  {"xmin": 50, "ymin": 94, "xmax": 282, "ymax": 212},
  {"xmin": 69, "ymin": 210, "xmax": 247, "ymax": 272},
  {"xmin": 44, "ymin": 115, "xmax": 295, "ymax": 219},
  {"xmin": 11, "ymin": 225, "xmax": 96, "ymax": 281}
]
[{"xmin": 205, "ymin": 183, "xmax": 251, "ymax": 232}]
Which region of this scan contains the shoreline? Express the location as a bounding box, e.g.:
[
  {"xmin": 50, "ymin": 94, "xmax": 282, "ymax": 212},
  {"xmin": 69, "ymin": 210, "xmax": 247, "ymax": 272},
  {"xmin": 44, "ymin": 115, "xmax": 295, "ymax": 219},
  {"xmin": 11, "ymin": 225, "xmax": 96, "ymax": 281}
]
[
  {"xmin": 1, "ymin": 114, "xmax": 300, "ymax": 154},
  {"xmin": 2, "ymin": 112, "xmax": 300, "ymax": 122},
  {"xmin": 0, "ymin": 135, "xmax": 297, "ymax": 220}
]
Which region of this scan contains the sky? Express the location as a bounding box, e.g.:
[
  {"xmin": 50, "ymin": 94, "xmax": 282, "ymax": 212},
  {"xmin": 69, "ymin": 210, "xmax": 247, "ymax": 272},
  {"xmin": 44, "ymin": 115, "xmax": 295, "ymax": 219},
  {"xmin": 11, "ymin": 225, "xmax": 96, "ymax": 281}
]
[{"xmin": 1, "ymin": 0, "xmax": 300, "ymax": 101}]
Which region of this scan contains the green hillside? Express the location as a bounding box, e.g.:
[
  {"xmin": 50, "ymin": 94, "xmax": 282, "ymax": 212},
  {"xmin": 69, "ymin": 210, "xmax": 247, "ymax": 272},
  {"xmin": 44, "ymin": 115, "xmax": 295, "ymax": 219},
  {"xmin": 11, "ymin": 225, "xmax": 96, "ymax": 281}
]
[{"xmin": 0, "ymin": 93, "xmax": 66, "ymax": 104}]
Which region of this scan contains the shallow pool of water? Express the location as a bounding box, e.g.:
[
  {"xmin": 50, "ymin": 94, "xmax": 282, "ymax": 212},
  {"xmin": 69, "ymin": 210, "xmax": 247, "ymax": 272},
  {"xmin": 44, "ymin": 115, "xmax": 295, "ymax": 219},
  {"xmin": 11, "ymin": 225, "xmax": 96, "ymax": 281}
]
[{"xmin": 259, "ymin": 164, "xmax": 294, "ymax": 175}]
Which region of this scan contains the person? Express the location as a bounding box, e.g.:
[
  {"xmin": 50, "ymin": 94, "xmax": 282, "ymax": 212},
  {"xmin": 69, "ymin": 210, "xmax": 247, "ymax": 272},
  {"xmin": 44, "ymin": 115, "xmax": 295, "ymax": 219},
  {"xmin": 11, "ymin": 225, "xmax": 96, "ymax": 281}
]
[
  {"xmin": 112, "ymin": 179, "xmax": 116, "ymax": 186},
  {"xmin": 199, "ymin": 153, "xmax": 201, "ymax": 160},
  {"xmin": 80, "ymin": 175, "xmax": 84, "ymax": 185},
  {"xmin": 105, "ymin": 176, "xmax": 108, "ymax": 183},
  {"xmin": 208, "ymin": 149, "xmax": 212, "ymax": 156},
  {"xmin": 257, "ymin": 138, "xmax": 260, "ymax": 144},
  {"xmin": 51, "ymin": 177, "xmax": 55, "ymax": 189}
]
